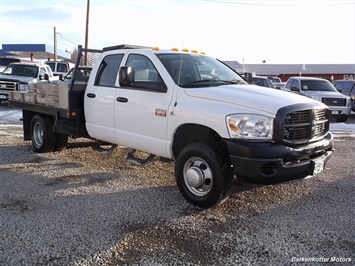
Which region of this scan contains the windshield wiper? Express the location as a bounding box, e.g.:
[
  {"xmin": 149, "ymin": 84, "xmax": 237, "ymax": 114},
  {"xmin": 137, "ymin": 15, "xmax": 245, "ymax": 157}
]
[
  {"xmin": 219, "ymin": 79, "xmax": 246, "ymax": 85},
  {"xmin": 182, "ymin": 79, "xmax": 245, "ymax": 87}
]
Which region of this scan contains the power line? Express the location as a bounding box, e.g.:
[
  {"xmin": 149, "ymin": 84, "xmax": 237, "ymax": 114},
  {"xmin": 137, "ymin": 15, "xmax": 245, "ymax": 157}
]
[
  {"xmin": 57, "ymin": 34, "xmax": 78, "ymax": 47},
  {"xmin": 204, "ymin": 0, "xmax": 355, "ymax": 6},
  {"xmin": 0, "ymin": 18, "xmax": 52, "ymax": 29},
  {"xmin": 57, "ymin": 40, "xmax": 77, "ymax": 49}
]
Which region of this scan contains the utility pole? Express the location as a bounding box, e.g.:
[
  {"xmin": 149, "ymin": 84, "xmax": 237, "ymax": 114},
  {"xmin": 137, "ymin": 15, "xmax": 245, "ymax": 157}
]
[
  {"xmin": 84, "ymin": 0, "xmax": 90, "ymax": 65},
  {"xmin": 54, "ymin": 26, "xmax": 57, "ymax": 61}
]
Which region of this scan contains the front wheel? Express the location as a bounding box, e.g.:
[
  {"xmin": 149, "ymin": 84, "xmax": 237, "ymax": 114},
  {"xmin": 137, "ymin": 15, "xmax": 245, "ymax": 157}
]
[
  {"xmin": 175, "ymin": 142, "xmax": 233, "ymax": 208},
  {"xmin": 336, "ymin": 115, "xmax": 348, "ymax": 123},
  {"xmin": 30, "ymin": 115, "xmax": 56, "ymax": 153}
]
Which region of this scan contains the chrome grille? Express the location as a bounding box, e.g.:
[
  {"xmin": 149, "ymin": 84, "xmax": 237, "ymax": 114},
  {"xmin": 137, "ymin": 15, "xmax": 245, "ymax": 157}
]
[
  {"xmin": 314, "ymin": 108, "xmax": 327, "ymax": 120},
  {"xmin": 322, "ymin": 98, "xmax": 346, "ymax": 106},
  {"xmin": 0, "ymin": 81, "xmax": 18, "ymax": 91}
]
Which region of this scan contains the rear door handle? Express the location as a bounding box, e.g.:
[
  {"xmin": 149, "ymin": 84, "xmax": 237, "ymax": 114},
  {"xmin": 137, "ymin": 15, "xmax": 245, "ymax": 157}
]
[
  {"xmin": 87, "ymin": 93, "xmax": 96, "ymax": 98},
  {"xmin": 116, "ymin": 97, "xmax": 128, "ymax": 103}
]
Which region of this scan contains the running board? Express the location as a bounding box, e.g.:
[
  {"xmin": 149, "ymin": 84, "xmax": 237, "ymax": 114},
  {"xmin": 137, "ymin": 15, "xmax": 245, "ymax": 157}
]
[
  {"xmin": 125, "ymin": 149, "xmax": 155, "ymax": 166},
  {"xmin": 92, "ymin": 142, "xmax": 118, "ymax": 155}
]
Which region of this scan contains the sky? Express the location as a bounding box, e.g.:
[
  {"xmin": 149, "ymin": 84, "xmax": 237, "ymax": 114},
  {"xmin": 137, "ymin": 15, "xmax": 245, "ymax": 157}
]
[{"xmin": 0, "ymin": 0, "xmax": 355, "ymax": 64}]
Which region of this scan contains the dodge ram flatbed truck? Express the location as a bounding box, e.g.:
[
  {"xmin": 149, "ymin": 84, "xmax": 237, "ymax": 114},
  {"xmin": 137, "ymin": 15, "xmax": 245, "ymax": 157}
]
[{"xmin": 9, "ymin": 45, "xmax": 334, "ymax": 208}]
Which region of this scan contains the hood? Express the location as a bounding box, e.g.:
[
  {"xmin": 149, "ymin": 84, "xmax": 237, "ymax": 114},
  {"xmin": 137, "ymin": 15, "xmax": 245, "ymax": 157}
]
[
  {"xmin": 300, "ymin": 90, "xmax": 345, "ymax": 98},
  {"xmin": 184, "ymin": 84, "xmax": 319, "ymax": 115},
  {"xmin": 0, "ymin": 74, "xmax": 36, "ymax": 84}
]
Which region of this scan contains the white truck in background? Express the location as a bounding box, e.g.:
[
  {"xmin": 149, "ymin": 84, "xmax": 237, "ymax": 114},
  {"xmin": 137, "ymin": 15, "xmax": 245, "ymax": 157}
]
[
  {"xmin": 0, "ymin": 62, "xmax": 57, "ymax": 102},
  {"xmin": 9, "ymin": 45, "xmax": 334, "ymax": 208},
  {"xmin": 45, "ymin": 60, "xmax": 71, "ymax": 77},
  {"xmin": 285, "ymin": 76, "xmax": 351, "ymax": 122}
]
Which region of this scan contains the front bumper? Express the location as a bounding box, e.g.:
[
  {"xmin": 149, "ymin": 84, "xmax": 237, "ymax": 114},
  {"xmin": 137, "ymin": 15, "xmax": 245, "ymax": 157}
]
[
  {"xmin": 329, "ymin": 107, "xmax": 351, "ymax": 116},
  {"xmin": 224, "ymin": 132, "xmax": 334, "ymax": 184},
  {"xmin": 0, "ymin": 90, "xmax": 10, "ymax": 100}
]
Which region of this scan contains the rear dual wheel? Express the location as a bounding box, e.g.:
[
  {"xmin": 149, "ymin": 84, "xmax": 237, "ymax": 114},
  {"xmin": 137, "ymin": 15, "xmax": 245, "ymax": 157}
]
[{"xmin": 30, "ymin": 115, "xmax": 68, "ymax": 153}]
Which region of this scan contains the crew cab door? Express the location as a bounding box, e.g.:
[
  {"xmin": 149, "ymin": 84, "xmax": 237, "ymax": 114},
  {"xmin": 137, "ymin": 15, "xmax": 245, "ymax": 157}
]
[
  {"xmin": 84, "ymin": 53, "xmax": 124, "ymax": 144},
  {"xmin": 114, "ymin": 53, "xmax": 174, "ymax": 157}
]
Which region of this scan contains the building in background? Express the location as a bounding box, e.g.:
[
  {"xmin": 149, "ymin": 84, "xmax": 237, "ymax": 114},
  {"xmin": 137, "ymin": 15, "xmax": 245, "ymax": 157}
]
[{"xmin": 224, "ymin": 62, "xmax": 355, "ymax": 82}]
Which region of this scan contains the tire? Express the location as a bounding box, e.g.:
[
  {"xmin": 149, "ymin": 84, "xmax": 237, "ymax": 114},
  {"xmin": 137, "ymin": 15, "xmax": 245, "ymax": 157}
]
[
  {"xmin": 30, "ymin": 115, "xmax": 56, "ymax": 153},
  {"xmin": 336, "ymin": 115, "xmax": 348, "ymax": 123},
  {"xmin": 53, "ymin": 133, "xmax": 68, "ymax": 151},
  {"xmin": 175, "ymin": 142, "xmax": 232, "ymax": 208}
]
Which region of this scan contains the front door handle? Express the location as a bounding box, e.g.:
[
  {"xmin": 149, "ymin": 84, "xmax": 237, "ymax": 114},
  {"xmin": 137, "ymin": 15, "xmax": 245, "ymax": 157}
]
[
  {"xmin": 87, "ymin": 93, "xmax": 96, "ymax": 98},
  {"xmin": 116, "ymin": 97, "xmax": 128, "ymax": 103}
]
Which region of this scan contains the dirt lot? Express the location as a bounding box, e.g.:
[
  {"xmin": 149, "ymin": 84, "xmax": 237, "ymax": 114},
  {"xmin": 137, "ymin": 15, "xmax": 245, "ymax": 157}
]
[{"xmin": 0, "ymin": 122, "xmax": 354, "ymax": 265}]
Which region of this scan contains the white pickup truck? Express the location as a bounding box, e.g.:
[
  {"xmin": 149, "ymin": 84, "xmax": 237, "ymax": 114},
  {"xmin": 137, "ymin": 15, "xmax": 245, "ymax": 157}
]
[
  {"xmin": 9, "ymin": 45, "xmax": 334, "ymax": 208},
  {"xmin": 285, "ymin": 77, "xmax": 351, "ymax": 122},
  {"xmin": 0, "ymin": 62, "xmax": 57, "ymax": 102}
]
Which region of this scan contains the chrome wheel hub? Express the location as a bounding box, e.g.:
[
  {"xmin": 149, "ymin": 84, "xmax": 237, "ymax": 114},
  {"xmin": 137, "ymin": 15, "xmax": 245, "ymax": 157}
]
[{"xmin": 183, "ymin": 157, "xmax": 213, "ymax": 197}]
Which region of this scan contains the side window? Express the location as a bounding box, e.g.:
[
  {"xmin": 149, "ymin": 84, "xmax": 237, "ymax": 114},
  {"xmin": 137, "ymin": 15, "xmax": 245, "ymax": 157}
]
[
  {"xmin": 285, "ymin": 79, "xmax": 294, "ymax": 88},
  {"xmin": 95, "ymin": 54, "xmax": 124, "ymax": 87},
  {"xmin": 46, "ymin": 62, "xmax": 55, "ymax": 72},
  {"xmin": 335, "ymin": 82, "xmax": 351, "ymax": 95},
  {"xmin": 349, "ymin": 82, "xmax": 355, "ymax": 98},
  {"xmin": 57, "ymin": 63, "xmax": 68, "ymax": 72},
  {"xmin": 290, "ymin": 79, "xmax": 299, "ymax": 89},
  {"xmin": 124, "ymin": 54, "xmax": 166, "ymax": 92}
]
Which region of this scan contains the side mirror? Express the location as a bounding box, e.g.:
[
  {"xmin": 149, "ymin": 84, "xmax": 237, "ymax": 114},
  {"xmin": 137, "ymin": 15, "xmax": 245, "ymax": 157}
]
[
  {"xmin": 119, "ymin": 66, "xmax": 134, "ymax": 86},
  {"xmin": 59, "ymin": 74, "xmax": 64, "ymax": 81},
  {"xmin": 290, "ymin": 86, "xmax": 299, "ymax": 92},
  {"xmin": 244, "ymin": 72, "xmax": 253, "ymax": 83},
  {"xmin": 44, "ymin": 73, "xmax": 49, "ymax": 81}
]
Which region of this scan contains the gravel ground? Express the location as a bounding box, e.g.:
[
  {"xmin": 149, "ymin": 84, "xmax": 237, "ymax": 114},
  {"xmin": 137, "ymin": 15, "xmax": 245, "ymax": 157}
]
[{"xmin": 0, "ymin": 124, "xmax": 354, "ymax": 266}]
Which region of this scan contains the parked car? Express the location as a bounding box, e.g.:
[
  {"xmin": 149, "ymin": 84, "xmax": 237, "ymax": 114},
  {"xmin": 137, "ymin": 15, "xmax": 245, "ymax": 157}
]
[
  {"xmin": 285, "ymin": 77, "xmax": 351, "ymax": 122},
  {"xmin": 267, "ymin": 76, "xmax": 282, "ymax": 83},
  {"xmin": 251, "ymin": 76, "xmax": 275, "ymax": 88},
  {"xmin": 267, "ymin": 76, "xmax": 286, "ymax": 90},
  {"xmin": 45, "ymin": 61, "xmax": 70, "ymax": 76},
  {"xmin": 333, "ymin": 80, "xmax": 355, "ymax": 112}
]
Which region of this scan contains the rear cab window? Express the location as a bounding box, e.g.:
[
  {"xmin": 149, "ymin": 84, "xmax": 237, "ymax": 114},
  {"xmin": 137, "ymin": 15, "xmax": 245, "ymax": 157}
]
[{"xmin": 94, "ymin": 54, "xmax": 124, "ymax": 87}]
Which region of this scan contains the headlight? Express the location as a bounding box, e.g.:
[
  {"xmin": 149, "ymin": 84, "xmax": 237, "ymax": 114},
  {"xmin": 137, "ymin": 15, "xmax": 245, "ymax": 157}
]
[
  {"xmin": 19, "ymin": 83, "xmax": 30, "ymax": 92},
  {"xmin": 226, "ymin": 114, "xmax": 273, "ymax": 140}
]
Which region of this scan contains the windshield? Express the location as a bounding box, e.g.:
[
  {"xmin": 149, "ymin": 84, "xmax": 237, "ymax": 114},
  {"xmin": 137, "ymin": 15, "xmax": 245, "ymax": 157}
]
[
  {"xmin": 156, "ymin": 53, "xmax": 247, "ymax": 88},
  {"xmin": 301, "ymin": 80, "xmax": 337, "ymax": 92},
  {"xmin": 2, "ymin": 64, "xmax": 39, "ymax": 78},
  {"xmin": 252, "ymin": 77, "xmax": 274, "ymax": 88},
  {"xmin": 268, "ymin": 77, "xmax": 281, "ymax": 83}
]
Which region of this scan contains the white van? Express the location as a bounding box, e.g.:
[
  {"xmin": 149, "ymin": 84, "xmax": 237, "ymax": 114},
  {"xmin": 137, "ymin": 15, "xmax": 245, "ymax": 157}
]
[{"xmin": 45, "ymin": 61, "xmax": 70, "ymax": 76}]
